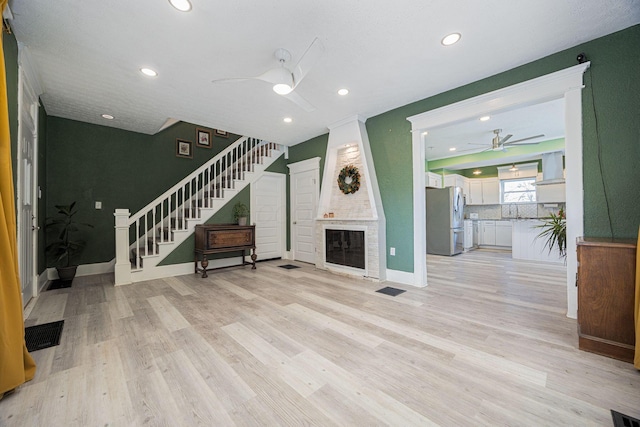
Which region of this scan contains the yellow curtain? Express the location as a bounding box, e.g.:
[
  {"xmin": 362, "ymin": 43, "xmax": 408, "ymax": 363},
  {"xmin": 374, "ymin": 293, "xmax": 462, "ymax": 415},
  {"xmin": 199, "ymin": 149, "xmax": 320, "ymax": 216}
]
[
  {"xmin": 635, "ymin": 225, "xmax": 640, "ymax": 369},
  {"xmin": 0, "ymin": 0, "xmax": 36, "ymax": 399}
]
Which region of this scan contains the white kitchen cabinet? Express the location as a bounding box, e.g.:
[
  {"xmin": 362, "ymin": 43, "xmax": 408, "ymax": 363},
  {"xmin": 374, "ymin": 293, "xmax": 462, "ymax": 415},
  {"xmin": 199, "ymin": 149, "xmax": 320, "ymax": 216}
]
[
  {"xmin": 536, "ymin": 182, "xmax": 566, "ymax": 202},
  {"xmin": 426, "ymin": 172, "xmax": 442, "ymax": 188},
  {"xmin": 482, "ymin": 178, "xmax": 500, "ymax": 205},
  {"xmin": 443, "ymin": 174, "xmax": 467, "ymax": 196},
  {"xmin": 480, "ymin": 221, "xmax": 496, "ymax": 245},
  {"xmin": 495, "ymin": 221, "xmax": 512, "ymax": 247},
  {"xmin": 467, "ymin": 178, "xmax": 499, "ymax": 205}
]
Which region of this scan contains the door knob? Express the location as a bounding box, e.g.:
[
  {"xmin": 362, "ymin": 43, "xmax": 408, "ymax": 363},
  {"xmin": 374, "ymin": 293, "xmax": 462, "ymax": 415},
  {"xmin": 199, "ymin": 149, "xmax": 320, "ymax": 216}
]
[{"xmin": 293, "ymin": 221, "xmax": 297, "ymax": 224}]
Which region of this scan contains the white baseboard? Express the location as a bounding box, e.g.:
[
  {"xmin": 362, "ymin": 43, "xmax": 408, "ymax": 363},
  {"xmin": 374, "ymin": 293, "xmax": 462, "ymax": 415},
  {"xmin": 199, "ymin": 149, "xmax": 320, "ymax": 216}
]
[
  {"xmin": 386, "ymin": 268, "xmax": 423, "ymax": 287},
  {"xmin": 37, "ymin": 272, "xmax": 49, "ymax": 293},
  {"xmin": 283, "ymin": 251, "xmax": 292, "ymax": 260}
]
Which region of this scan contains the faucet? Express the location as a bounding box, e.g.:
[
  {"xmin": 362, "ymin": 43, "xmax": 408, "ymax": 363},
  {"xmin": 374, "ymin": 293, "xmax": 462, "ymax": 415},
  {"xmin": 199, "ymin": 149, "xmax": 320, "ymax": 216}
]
[{"xmin": 508, "ymin": 203, "xmax": 520, "ymax": 219}]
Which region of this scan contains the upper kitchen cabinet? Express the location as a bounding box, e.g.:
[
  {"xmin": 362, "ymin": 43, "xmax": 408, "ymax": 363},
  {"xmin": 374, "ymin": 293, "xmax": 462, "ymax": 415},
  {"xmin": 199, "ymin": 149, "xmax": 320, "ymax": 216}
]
[
  {"xmin": 467, "ymin": 178, "xmax": 499, "ymax": 205},
  {"xmin": 426, "ymin": 172, "xmax": 442, "ymax": 188},
  {"xmin": 536, "ymin": 172, "xmax": 566, "ymax": 202},
  {"xmin": 443, "ymin": 174, "xmax": 469, "ymax": 197}
]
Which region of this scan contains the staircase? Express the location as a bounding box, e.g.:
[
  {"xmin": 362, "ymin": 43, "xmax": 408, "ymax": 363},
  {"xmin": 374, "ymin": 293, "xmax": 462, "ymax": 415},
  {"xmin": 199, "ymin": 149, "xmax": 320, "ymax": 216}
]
[{"xmin": 113, "ymin": 137, "xmax": 284, "ymax": 285}]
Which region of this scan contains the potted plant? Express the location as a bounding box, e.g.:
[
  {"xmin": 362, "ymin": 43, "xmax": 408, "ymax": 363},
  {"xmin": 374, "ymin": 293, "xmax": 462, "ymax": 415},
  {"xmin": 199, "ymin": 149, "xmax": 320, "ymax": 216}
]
[
  {"xmin": 46, "ymin": 202, "xmax": 93, "ymax": 281},
  {"xmin": 232, "ymin": 202, "xmax": 249, "ymax": 226},
  {"xmin": 535, "ymin": 207, "xmax": 566, "ymax": 259}
]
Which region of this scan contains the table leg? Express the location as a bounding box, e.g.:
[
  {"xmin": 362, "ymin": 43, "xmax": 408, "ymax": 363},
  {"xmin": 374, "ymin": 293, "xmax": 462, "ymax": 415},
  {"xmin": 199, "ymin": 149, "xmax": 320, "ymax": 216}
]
[
  {"xmin": 201, "ymin": 255, "xmax": 209, "ymax": 278},
  {"xmin": 251, "ymin": 248, "xmax": 257, "ymax": 269}
]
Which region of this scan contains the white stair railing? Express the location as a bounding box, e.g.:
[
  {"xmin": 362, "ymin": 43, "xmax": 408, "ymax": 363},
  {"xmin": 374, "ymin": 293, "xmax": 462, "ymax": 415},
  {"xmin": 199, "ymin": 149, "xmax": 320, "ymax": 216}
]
[{"xmin": 114, "ymin": 137, "xmax": 282, "ymax": 284}]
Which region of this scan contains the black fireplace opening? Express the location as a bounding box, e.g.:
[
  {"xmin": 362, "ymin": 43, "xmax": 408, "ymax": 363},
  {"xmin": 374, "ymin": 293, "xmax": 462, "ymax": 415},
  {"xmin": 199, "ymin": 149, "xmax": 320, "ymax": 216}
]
[{"xmin": 325, "ymin": 229, "xmax": 365, "ymax": 270}]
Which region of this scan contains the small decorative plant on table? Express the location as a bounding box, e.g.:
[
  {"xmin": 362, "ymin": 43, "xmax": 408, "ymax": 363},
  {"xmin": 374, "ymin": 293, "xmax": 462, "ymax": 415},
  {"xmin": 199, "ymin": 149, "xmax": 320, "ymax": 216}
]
[
  {"xmin": 233, "ymin": 202, "xmax": 249, "ymax": 226},
  {"xmin": 536, "ymin": 207, "xmax": 566, "ymax": 259},
  {"xmin": 46, "ymin": 201, "xmax": 93, "ymax": 281}
]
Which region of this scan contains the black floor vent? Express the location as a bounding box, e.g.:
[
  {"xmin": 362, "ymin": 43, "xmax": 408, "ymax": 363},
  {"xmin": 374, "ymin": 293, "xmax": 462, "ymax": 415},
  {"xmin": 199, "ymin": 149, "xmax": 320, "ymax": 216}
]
[
  {"xmin": 25, "ymin": 320, "xmax": 64, "ymax": 352},
  {"xmin": 47, "ymin": 279, "xmax": 72, "ymax": 290},
  {"xmin": 279, "ymin": 264, "xmax": 301, "ymax": 270},
  {"xmin": 376, "ymin": 286, "xmax": 406, "ymax": 297},
  {"xmin": 612, "ymin": 410, "xmax": 640, "ymax": 427}
]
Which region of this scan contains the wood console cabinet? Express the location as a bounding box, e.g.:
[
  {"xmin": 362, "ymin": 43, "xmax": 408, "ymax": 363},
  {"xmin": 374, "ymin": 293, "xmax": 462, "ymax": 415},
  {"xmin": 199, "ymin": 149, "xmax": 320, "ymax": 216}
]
[
  {"xmin": 194, "ymin": 224, "xmax": 256, "ymax": 278},
  {"xmin": 577, "ymin": 237, "xmax": 636, "ymax": 363}
]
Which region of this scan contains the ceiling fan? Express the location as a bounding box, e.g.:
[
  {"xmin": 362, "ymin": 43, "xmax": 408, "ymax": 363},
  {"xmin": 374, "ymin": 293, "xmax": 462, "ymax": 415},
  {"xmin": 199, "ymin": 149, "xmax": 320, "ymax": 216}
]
[
  {"xmin": 212, "ymin": 38, "xmax": 324, "ymax": 112},
  {"xmin": 469, "ymin": 129, "xmax": 545, "ymax": 152}
]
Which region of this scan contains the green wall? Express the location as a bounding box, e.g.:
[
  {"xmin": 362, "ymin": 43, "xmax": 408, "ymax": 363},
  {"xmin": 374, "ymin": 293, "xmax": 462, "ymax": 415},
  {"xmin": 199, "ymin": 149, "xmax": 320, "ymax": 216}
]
[
  {"xmin": 45, "ymin": 118, "xmax": 241, "ymax": 266},
  {"xmin": 37, "ymin": 102, "xmax": 47, "ymax": 274}
]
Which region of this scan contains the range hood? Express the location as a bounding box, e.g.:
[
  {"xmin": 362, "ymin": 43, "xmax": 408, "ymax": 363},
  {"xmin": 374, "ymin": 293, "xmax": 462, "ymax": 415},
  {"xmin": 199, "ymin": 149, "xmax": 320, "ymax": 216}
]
[{"xmin": 535, "ymin": 151, "xmax": 565, "ymax": 186}]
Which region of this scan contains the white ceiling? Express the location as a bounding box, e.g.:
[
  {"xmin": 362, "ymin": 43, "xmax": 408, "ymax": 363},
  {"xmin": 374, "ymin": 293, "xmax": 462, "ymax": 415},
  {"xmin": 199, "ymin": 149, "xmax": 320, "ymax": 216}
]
[
  {"xmin": 6, "ymin": 0, "xmax": 640, "ymax": 146},
  {"xmin": 425, "ymin": 98, "xmax": 566, "ymax": 162}
]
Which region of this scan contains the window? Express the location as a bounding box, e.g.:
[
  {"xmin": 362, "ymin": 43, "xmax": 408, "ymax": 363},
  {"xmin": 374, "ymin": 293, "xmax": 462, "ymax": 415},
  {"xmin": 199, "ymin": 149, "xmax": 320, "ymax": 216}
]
[{"xmin": 501, "ymin": 178, "xmax": 536, "ymax": 204}]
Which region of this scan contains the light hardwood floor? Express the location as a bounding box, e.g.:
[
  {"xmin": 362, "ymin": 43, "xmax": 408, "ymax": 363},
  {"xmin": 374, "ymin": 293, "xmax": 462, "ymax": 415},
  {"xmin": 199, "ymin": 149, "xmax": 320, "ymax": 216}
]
[{"xmin": 2, "ymin": 250, "xmax": 638, "ymax": 426}]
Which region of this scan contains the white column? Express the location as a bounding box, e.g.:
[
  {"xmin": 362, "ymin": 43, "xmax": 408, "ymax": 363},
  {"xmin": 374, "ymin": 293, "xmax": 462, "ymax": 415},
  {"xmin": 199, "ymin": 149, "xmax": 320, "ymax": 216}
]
[
  {"xmin": 564, "ymin": 85, "xmax": 585, "ymax": 319},
  {"xmin": 412, "ymin": 129, "xmax": 427, "ymax": 287},
  {"xmin": 114, "ymin": 209, "xmax": 131, "ymax": 286}
]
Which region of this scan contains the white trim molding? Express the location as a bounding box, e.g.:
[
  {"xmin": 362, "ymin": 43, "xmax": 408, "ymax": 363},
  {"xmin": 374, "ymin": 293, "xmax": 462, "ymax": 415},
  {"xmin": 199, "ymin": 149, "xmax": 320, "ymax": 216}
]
[{"xmin": 408, "ymin": 63, "xmax": 590, "ymax": 318}]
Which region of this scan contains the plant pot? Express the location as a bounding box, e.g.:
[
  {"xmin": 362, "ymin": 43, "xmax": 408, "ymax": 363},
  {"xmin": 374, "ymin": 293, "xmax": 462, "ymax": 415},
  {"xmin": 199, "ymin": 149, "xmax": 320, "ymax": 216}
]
[
  {"xmin": 57, "ymin": 265, "xmax": 78, "ymax": 282},
  {"xmin": 238, "ymin": 217, "xmax": 247, "ymax": 226}
]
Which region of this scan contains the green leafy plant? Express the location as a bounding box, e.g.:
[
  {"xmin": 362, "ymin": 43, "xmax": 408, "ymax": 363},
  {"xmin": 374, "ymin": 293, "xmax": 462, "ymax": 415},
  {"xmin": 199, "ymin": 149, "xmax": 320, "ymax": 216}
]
[
  {"xmin": 232, "ymin": 202, "xmax": 249, "ymax": 222},
  {"xmin": 535, "ymin": 207, "xmax": 566, "ymax": 258},
  {"xmin": 46, "ymin": 202, "xmax": 93, "ymax": 267}
]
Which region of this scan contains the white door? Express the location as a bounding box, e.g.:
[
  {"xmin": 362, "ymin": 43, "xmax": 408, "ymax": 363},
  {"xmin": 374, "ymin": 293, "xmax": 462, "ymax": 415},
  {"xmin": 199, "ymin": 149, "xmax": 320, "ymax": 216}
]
[
  {"xmin": 17, "ymin": 66, "xmax": 40, "ymax": 306},
  {"xmin": 251, "ymin": 173, "xmax": 285, "ymax": 260},
  {"xmin": 289, "ymin": 160, "xmax": 319, "ymax": 264}
]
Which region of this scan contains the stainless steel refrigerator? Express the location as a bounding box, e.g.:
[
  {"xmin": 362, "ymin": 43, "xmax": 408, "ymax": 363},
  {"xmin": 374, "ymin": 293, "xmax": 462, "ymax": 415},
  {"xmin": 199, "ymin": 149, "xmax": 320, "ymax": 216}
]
[{"xmin": 426, "ymin": 186, "xmax": 464, "ymax": 256}]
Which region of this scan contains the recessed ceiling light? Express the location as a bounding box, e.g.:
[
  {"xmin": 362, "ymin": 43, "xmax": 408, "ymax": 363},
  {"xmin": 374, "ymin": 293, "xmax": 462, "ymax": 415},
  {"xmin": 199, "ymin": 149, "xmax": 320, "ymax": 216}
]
[
  {"xmin": 422, "ymin": 131, "xmax": 428, "ymax": 136},
  {"xmin": 169, "ymin": 0, "xmax": 192, "ymax": 12},
  {"xmin": 449, "ymin": 147, "xmax": 457, "ymax": 152},
  {"xmin": 140, "ymin": 67, "xmax": 158, "ymax": 77},
  {"xmin": 479, "ymin": 115, "xmax": 491, "ymax": 122},
  {"xmin": 441, "ymin": 33, "xmax": 461, "ymax": 46},
  {"xmin": 101, "ymin": 114, "xmax": 114, "ymax": 120},
  {"xmin": 283, "ymin": 117, "xmax": 293, "ymax": 123},
  {"xmin": 337, "ymin": 88, "xmax": 349, "ymax": 96}
]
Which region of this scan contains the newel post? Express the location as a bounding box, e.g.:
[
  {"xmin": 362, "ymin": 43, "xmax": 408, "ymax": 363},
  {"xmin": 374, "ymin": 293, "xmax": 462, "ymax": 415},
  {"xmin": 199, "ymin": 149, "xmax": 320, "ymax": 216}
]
[{"xmin": 114, "ymin": 209, "xmax": 131, "ymax": 286}]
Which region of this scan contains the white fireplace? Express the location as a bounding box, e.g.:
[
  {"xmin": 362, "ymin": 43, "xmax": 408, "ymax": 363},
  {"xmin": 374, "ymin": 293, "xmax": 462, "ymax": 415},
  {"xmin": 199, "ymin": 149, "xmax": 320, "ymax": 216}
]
[{"xmin": 315, "ymin": 116, "xmax": 386, "ymax": 280}]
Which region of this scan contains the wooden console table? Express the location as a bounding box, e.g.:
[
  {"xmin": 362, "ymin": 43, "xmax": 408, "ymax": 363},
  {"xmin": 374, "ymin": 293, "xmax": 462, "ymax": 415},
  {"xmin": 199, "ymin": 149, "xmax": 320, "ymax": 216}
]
[
  {"xmin": 194, "ymin": 224, "xmax": 256, "ymax": 278},
  {"xmin": 577, "ymin": 237, "xmax": 636, "ymax": 363}
]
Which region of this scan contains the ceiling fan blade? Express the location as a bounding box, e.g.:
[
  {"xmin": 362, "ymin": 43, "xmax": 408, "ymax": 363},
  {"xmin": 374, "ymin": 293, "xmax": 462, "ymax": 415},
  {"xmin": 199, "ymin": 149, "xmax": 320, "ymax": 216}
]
[
  {"xmin": 291, "ymin": 37, "xmax": 324, "ymax": 88},
  {"xmin": 499, "ymin": 134, "xmax": 513, "ymax": 145},
  {"xmin": 504, "ymin": 134, "xmax": 545, "ymax": 145},
  {"xmin": 212, "ymin": 77, "xmax": 254, "ymax": 84},
  {"xmin": 283, "ymin": 91, "xmax": 316, "ymax": 112},
  {"xmin": 256, "ymin": 67, "xmax": 292, "ymax": 86}
]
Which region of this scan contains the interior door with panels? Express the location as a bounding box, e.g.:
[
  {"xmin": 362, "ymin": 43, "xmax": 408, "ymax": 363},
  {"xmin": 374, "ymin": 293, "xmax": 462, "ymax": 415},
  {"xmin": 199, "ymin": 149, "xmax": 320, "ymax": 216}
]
[{"xmin": 251, "ymin": 173, "xmax": 285, "ymax": 260}]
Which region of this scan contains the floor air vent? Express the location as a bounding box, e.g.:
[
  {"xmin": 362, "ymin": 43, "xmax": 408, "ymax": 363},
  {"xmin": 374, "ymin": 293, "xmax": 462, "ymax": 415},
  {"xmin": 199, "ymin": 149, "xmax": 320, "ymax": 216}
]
[
  {"xmin": 25, "ymin": 320, "xmax": 64, "ymax": 352},
  {"xmin": 376, "ymin": 286, "xmax": 406, "ymax": 297},
  {"xmin": 279, "ymin": 264, "xmax": 300, "ymax": 270},
  {"xmin": 612, "ymin": 410, "xmax": 640, "ymax": 427}
]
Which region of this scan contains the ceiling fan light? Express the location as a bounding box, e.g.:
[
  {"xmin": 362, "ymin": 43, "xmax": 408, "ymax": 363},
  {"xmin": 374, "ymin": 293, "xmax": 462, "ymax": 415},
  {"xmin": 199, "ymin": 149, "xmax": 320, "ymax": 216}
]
[{"xmin": 273, "ymin": 83, "xmax": 293, "ymax": 95}]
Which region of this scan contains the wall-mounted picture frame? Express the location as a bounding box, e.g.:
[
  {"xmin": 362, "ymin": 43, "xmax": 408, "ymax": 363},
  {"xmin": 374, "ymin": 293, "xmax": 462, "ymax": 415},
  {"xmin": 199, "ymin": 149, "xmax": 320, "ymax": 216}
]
[
  {"xmin": 176, "ymin": 139, "xmax": 193, "ymax": 158},
  {"xmin": 214, "ymin": 129, "xmax": 229, "ymax": 138},
  {"xmin": 196, "ymin": 128, "xmax": 212, "ymax": 148}
]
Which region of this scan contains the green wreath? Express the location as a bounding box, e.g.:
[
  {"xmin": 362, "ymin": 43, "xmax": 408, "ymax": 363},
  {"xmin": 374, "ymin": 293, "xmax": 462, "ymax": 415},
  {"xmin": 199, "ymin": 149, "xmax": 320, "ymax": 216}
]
[{"xmin": 337, "ymin": 164, "xmax": 361, "ymax": 194}]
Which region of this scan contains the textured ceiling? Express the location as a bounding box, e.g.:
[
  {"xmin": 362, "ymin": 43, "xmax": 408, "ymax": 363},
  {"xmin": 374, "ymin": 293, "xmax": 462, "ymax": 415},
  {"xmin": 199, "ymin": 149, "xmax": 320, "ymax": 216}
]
[{"xmin": 6, "ymin": 0, "xmax": 640, "ymax": 147}]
